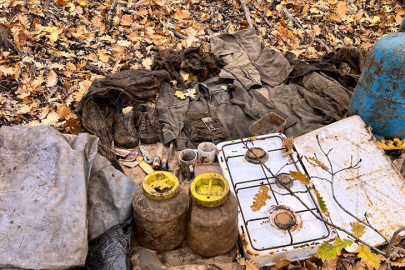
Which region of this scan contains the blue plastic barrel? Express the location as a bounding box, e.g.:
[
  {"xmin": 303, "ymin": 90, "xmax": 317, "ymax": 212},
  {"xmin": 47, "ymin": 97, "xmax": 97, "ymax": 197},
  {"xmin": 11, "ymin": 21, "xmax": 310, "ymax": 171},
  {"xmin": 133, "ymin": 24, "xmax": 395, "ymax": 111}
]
[{"xmin": 348, "ymin": 19, "xmax": 405, "ymax": 138}]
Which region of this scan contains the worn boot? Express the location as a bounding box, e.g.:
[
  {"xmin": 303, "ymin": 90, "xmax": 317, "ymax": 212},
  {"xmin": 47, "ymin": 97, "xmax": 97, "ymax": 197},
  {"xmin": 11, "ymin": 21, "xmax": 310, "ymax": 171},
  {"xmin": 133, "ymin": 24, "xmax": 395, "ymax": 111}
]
[
  {"xmin": 113, "ymin": 110, "xmax": 138, "ymax": 149},
  {"xmin": 135, "ymin": 105, "xmax": 162, "ymax": 144}
]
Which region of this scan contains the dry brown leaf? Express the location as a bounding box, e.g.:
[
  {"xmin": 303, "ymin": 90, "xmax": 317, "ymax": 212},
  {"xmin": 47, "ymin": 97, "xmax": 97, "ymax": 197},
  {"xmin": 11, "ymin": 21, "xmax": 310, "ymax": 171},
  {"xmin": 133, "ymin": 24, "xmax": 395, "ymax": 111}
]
[
  {"xmin": 274, "ymin": 258, "xmax": 291, "ymax": 269},
  {"xmin": 337, "ymin": 1, "xmax": 347, "ymax": 18},
  {"xmin": 32, "ymin": 74, "xmax": 44, "ymax": 88},
  {"xmin": 98, "ymin": 49, "xmax": 109, "ymax": 63},
  {"xmin": 120, "ymin": 14, "xmax": 133, "ymax": 26},
  {"xmin": 281, "ymin": 136, "xmax": 294, "ymax": 157},
  {"xmin": 142, "ymin": 58, "xmax": 152, "ymax": 70},
  {"xmin": 391, "ymin": 257, "xmax": 405, "ymax": 267},
  {"xmin": 245, "ymin": 259, "xmax": 259, "ymax": 270},
  {"xmin": 57, "ymin": 104, "xmax": 72, "ymax": 121},
  {"xmin": 322, "ymin": 259, "xmax": 338, "ymax": 270},
  {"xmin": 290, "ymin": 171, "xmax": 310, "ymax": 185},
  {"xmin": 41, "ymin": 111, "xmax": 59, "ymax": 126},
  {"xmin": 47, "ymin": 70, "xmax": 58, "ymax": 87},
  {"xmin": 67, "ymin": 62, "xmax": 76, "ymax": 71},
  {"xmin": 39, "ymin": 106, "xmax": 50, "ymax": 119},
  {"xmin": 308, "ymin": 157, "xmax": 329, "ymax": 170},
  {"xmin": 304, "ymin": 260, "xmax": 318, "ymax": 270},
  {"xmin": 175, "ymin": 9, "xmax": 190, "ymax": 19},
  {"xmin": 251, "ymin": 185, "xmax": 271, "ymax": 212}
]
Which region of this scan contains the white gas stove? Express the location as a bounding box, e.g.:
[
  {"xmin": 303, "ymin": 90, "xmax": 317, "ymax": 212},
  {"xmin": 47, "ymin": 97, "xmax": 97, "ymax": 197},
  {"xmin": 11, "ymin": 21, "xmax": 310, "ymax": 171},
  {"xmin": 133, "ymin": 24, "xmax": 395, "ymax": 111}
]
[{"xmin": 217, "ymin": 134, "xmax": 334, "ymax": 267}]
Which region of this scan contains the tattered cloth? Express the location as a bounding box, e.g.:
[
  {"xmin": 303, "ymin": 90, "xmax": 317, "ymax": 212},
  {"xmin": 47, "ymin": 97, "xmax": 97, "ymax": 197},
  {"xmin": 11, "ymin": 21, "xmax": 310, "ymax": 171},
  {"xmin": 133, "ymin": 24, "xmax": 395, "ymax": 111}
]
[
  {"xmin": 151, "ymin": 46, "xmax": 226, "ymax": 87},
  {"xmin": 76, "ymin": 69, "xmax": 170, "ymax": 170}
]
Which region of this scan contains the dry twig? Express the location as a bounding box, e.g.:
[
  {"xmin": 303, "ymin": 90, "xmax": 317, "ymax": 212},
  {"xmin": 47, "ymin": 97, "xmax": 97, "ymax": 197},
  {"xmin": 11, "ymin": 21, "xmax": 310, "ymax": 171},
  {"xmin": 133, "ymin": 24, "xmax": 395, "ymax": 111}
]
[
  {"xmin": 106, "ymin": 0, "xmax": 119, "ymax": 33},
  {"xmin": 240, "ymin": 0, "xmax": 254, "ymax": 29}
]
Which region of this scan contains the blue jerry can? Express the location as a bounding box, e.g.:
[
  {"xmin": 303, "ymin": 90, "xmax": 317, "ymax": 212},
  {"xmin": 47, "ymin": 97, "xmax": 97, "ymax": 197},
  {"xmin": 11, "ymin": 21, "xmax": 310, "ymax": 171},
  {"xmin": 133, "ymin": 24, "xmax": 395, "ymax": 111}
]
[{"xmin": 348, "ymin": 19, "xmax": 405, "ymax": 139}]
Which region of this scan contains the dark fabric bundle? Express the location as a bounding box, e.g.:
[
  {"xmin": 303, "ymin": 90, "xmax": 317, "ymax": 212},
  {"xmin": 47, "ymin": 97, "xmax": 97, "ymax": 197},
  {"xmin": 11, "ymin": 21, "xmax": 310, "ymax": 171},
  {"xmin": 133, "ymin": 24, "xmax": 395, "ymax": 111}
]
[
  {"xmin": 183, "ymin": 112, "xmax": 227, "ymax": 142},
  {"xmin": 151, "ymin": 46, "xmax": 226, "ymax": 87}
]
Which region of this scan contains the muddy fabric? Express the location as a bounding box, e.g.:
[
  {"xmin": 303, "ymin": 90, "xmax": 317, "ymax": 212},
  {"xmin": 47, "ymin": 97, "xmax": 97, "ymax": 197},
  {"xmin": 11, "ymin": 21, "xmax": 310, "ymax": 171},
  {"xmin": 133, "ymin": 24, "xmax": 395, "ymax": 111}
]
[
  {"xmin": 135, "ymin": 105, "xmax": 162, "ymax": 144},
  {"xmin": 156, "ymin": 77, "xmax": 287, "ymax": 150},
  {"xmin": 211, "ymin": 29, "xmax": 293, "ymax": 88},
  {"xmin": 151, "ymin": 46, "xmax": 225, "ymax": 87},
  {"xmin": 76, "ymin": 70, "xmax": 170, "ymax": 170},
  {"xmin": 0, "ymin": 126, "xmax": 98, "ymax": 269},
  {"xmin": 132, "ymin": 241, "xmax": 244, "ymax": 270},
  {"xmin": 87, "ymin": 154, "xmax": 139, "ymax": 241},
  {"xmin": 184, "ymin": 112, "xmax": 227, "ymax": 142},
  {"xmin": 300, "ymin": 71, "xmax": 352, "ymax": 117}
]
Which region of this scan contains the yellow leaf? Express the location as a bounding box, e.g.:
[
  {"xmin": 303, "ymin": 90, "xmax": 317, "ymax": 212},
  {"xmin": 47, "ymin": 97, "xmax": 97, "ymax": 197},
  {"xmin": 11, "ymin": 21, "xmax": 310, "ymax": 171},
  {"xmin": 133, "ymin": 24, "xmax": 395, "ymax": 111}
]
[
  {"xmin": 142, "ymin": 58, "xmax": 152, "ymax": 70},
  {"xmin": 317, "ymin": 242, "xmax": 338, "ymax": 259},
  {"xmin": 47, "ymin": 70, "xmax": 58, "ymax": 87},
  {"xmin": 356, "ymin": 244, "xmax": 380, "ymax": 269},
  {"xmin": 77, "ymin": 0, "xmax": 87, "ymax": 6},
  {"xmin": 350, "ymin": 221, "xmax": 366, "ymax": 239},
  {"xmin": 308, "ymin": 157, "xmax": 329, "ymax": 170},
  {"xmin": 174, "ymin": 91, "xmax": 186, "ymax": 100},
  {"xmin": 98, "ymin": 49, "xmax": 109, "ymax": 63},
  {"xmin": 371, "ymin": 16, "xmax": 380, "ymax": 24},
  {"xmin": 120, "ymin": 14, "xmax": 133, "ymax": 26},
  {"xmin": 251, "ymin": 185, "xmax": 272, "ymax": 212},
  {"xmin": 290, "ymin": 171, "xmax": 310, "ymax": 185},
  {"xmin": 175, "ymin": 9, "xmax": 190, "ymax": 19},
  {"xmin": 274, "ymin": 258, "xmax": 291, "ymax": 269}
]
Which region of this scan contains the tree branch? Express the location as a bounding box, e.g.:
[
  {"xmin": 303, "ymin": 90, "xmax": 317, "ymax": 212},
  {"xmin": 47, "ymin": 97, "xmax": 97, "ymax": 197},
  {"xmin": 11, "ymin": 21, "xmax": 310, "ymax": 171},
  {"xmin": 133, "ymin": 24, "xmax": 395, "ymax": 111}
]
[
  {"xmin": 240, "ymin": 0, "xmax": 254, "ymax": 29},
  {"xmin": 106, "ymin": 0, "xmax": 119, "ymax": 33}
]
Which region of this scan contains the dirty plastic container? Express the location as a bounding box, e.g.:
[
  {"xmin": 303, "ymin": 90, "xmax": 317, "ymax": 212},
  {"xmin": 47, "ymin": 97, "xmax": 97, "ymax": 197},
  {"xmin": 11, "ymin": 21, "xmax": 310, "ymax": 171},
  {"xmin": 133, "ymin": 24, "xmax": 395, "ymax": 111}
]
[
  {"xmin": 249, "ymin": 112, "xmax": 286, "ymax": 136},
  {"xmin": 348, "ymin": 18, "xmax": 405, "ymax": 139},
  {"xmin": 187, "ymin": 173, "xmax": 238, "ymax": 257},
  {"xmin": 133, "ymin": 171, "xmax": 188, "ymax": 251}
]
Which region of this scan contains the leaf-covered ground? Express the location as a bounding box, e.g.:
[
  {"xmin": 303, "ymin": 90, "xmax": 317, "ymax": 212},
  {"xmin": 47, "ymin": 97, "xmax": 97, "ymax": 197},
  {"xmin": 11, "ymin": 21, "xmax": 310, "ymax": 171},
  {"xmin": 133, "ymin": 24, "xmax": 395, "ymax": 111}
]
[{"xmin": 0, "ymin": 0, "xmax": 404, "ymax": 132}]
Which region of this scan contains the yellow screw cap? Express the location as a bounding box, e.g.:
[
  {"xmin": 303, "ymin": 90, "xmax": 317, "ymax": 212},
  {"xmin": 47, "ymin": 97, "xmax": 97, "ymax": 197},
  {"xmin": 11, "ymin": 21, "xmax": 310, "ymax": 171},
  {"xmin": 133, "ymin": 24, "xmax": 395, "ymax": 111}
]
[
  {"xmin": 143, "ymin": 171, "xmax": 179, "ymax": 200},
  {"xmin": 190, "ymin": 173, "xmax": 230, "ymax": 207}
]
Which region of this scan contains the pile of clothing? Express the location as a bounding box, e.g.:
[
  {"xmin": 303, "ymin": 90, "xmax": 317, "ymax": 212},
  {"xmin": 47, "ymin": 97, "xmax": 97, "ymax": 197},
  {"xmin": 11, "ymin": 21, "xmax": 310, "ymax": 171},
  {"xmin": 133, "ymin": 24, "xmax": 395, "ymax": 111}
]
[{"xmin": 78, "ymin": 29, "xmax": 369, "ymax": 163}]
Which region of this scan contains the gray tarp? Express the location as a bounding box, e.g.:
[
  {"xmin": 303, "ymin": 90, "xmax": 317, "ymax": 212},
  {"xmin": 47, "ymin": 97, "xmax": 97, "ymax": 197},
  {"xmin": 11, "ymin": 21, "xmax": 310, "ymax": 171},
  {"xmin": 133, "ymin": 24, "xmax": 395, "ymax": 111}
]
[{"xmin": 0, "ymin": 126, "xmax": 138, "ymax": 269}]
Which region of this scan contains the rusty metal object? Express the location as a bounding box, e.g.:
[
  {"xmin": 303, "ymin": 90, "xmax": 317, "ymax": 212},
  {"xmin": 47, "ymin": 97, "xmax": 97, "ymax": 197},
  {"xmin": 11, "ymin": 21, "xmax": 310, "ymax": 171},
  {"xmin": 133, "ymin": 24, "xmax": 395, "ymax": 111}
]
[{"xmin": 348, "ymin": 18, "xmax": 405, "ymax": 138}]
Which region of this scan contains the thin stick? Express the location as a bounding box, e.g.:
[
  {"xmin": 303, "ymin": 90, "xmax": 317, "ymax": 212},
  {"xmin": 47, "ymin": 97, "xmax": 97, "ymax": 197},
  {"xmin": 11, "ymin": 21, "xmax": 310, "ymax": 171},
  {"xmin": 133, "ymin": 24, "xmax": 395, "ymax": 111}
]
[
  {"xmin": 106, "ymin": 0, "xmax": 119, "ymax": 33},
  {"xmin": 263, "ymin": 0, "xmax": 273, "ymax": 28},
  {"xmin": 282, "ymin": 8, "xmax": 332, "ymax": 54},
  {"xmin": 240, "ymin": 0, "xmax": 254, "ymax": 29}
]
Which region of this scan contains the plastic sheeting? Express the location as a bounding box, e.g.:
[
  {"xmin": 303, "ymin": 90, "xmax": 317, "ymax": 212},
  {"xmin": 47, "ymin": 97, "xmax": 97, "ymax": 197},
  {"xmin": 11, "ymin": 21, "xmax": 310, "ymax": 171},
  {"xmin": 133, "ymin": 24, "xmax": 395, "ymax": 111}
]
[{"xmin": 0, "ymin": 126, "xmax": 138, "ymax": 269}]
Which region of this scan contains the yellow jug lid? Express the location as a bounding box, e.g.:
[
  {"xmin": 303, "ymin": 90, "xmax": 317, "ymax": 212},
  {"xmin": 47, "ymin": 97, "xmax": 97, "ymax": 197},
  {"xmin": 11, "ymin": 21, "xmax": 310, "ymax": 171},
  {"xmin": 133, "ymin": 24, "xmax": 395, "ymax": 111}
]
[
  {"xmin": 190, "ymin": 173, "xmax": 230, "ymax": 207},
  {"xmin": 143, "ymin": 171, "xmax": 179, "ymax": 200}
]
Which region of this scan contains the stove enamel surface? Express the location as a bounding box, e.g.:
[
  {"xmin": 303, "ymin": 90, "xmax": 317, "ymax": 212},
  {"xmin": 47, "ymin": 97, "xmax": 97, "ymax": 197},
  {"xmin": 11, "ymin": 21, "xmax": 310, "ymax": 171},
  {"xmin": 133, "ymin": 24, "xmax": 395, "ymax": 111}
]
[{"xmin": 217, "ymin": 134, "xmax": 334, "ymax": 267}]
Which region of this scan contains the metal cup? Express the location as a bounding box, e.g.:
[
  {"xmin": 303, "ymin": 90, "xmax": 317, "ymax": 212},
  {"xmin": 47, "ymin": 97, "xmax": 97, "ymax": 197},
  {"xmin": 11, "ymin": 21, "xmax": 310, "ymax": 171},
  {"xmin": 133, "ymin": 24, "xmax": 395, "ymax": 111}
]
[{"xmin": 179, "ymin": 149, "xmax": 198, "ymax": 178}]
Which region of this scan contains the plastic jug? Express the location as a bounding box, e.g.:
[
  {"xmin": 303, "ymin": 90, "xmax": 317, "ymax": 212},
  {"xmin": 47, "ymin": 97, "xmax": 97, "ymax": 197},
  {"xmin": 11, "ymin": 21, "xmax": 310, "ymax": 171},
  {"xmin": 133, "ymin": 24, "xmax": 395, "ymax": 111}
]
[
  {"xmin": 132, "ymin": 171, "xmax": 188, "ymax": 251},
  {"xmin": 187, "ymin": 173, "xmax": 238, "ymax": 257},
  {"xmin": 348, "ymin": 19, "xmax": 405, "ymax": 138}
]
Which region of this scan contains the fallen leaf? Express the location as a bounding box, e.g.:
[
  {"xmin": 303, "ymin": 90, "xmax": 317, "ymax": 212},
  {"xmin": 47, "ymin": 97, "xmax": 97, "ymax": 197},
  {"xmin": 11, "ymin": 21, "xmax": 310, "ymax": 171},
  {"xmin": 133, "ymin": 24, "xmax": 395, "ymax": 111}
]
[
  {"xmin": 304, "ymin": 260, "xmax": 318, "ymax": 270},
  {"xmin": 308, "ymin": 157, "xmax": 329, "ymax": 170},
  {"xmin": 315, "ymin": 189, "xmax": 329, "ymax": 214},
  {"xmin": 251, "ymin": 185, "xmax": 271, "ymax": 212},
  {"xmin": 47, "ymin": 70, "xmax": 58, "ymax": 87},
  {"xmin": 281, "ymin": 136, "xmax": 294, "ymax": 156},
  {"xmin": 175, "ymin": 9, "xmax": 191, "ymax": 19},
  {"xmin": 39, "ymin": 106, "xmax": 50, "ymax": 119},
  {"xmin": 117, "ymin": 40, "xmax": 131, "ymax": 47},
  {"xmin": 290, "ymin": 171, "xmax": 310, "ymax": 185},
  {"xmin": 337, "ymin": 1, "xmax": 347, "ymax": 18},
  {"xmin": 274, "ymin": 258, "xmax": 291, "ymax": 269},
  {"xmin": 356, "ymin": 244, "xmax": 381, "ymax": 269},
  {"xmin": 174, "ymin": 91, "xmax": 186, "ymax": 100},
  {"xmin": 41, "ymin": 111, "xmax": 59, "ymax": 126},
  {"xmin": 351, "ymin": 221, "xmax": 366, "ymax": 239},
  {"xmin": 98, "ymin": 49, "xmax": 109, "ymax": 63},
  {"xmin": 120, "ymin": 14, "xmax": 133, "ymax": 26},
  {"xmin": 142, "ymin": 58, "xmax": 152, "ymax": 70},
  {"xmin": 57, "ymin": 104, "xmax": 72, "ymax": 121}
]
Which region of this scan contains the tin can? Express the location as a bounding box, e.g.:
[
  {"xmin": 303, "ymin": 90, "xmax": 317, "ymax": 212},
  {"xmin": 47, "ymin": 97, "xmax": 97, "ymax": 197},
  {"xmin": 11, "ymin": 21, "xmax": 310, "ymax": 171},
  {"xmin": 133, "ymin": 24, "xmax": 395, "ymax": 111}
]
[{"xmin": 161, "ymin": 158, "xmax": 168, "ymax": 171}]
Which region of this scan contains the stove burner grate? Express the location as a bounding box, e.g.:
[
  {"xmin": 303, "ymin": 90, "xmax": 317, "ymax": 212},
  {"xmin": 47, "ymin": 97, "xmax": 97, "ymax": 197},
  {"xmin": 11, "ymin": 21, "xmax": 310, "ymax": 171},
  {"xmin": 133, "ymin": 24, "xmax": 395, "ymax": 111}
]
[
  {"xmin": 245, "ymin": 147, "xmax": 269, "ymax": 164},
  {"xmin": 276, "ymin": 173, "xmax": 294, "ymax": 189}
]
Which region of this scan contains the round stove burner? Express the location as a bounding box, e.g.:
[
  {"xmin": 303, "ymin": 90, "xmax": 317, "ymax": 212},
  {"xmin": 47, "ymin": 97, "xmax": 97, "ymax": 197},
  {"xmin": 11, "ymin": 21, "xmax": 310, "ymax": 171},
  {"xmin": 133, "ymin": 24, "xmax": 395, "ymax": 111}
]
[
  {"xmin": 245, "ymin": 148, "xmax": 269, "ymax": 164},
  {"xmin": 274, "ymin": 211, "xmax": 296, "ymax": 230},
  {"xmin": 276, "ymin": 173, "xmax": 294, "ymax": 189},
  {"xmin": 267, "ymin": 205, "xmax": 302, "ymax": 232}
]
